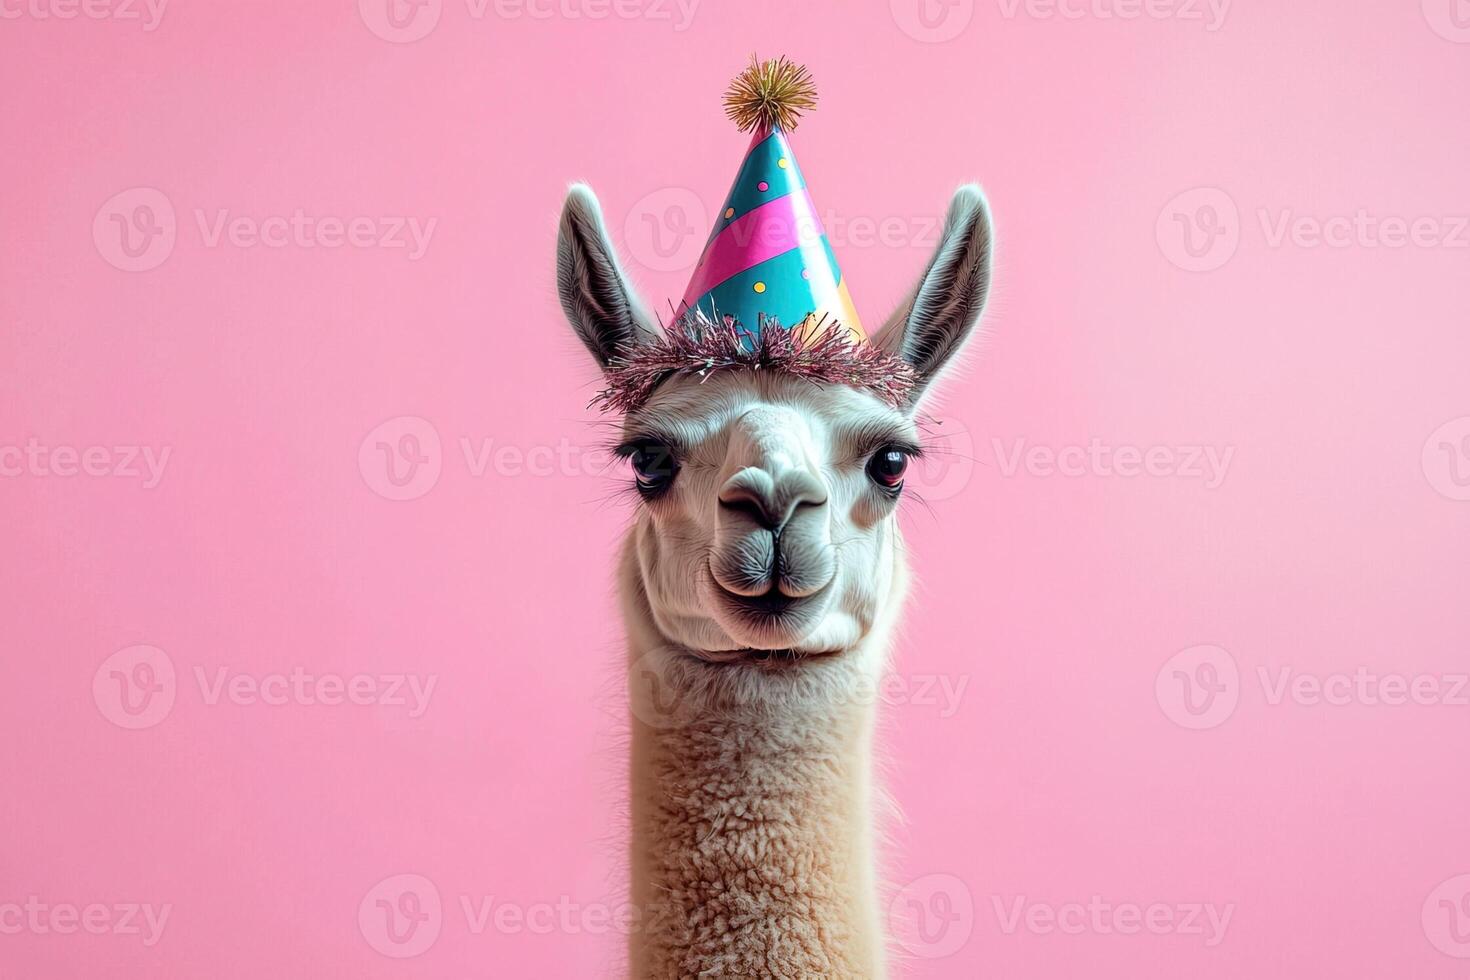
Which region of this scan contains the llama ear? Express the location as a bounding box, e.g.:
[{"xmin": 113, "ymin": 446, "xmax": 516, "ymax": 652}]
[
  {"xmin": 875, "ymin": 185, "xmax": 994, "ymax": 401},
  {"xmin": 556, "ymin": 184, "xmax": 656, "ymax": 369}
]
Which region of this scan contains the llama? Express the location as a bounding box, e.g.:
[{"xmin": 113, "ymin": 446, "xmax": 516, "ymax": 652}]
[{"xmin": 555, "ymin": 177, "xmax": 992, "ymax": 978}]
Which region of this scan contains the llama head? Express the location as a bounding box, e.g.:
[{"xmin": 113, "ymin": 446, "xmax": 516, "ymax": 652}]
[{"xmin": 556, "ymin": 183, "xmax": 993, "ymax": 663}]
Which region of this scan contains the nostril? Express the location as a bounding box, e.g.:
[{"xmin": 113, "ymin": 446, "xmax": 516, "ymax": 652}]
[
  {"xmin": 719, "ymin": 494, "xmax": 778, "ymax": 529},
  {"xmin": 793, "ymin": 492, "xmax": 827, "ymax": 512},
  {"xmin": 719, "ymin": 470, "xmax": 828, "ymax": 531}
]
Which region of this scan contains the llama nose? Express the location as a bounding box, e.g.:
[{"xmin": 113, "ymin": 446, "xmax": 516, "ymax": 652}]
[{"xmin": 718, "ymin": 466, "xmax": 828, "ymax": 531}]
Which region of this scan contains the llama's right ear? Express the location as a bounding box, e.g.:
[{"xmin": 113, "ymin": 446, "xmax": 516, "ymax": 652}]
[
  {"xmin": 556, "ymin": 184, "xmax": 655, "ymax": 369},
  {"xmin": 874, "ymin": 185, "xmax": 994, "ymax": 403}
]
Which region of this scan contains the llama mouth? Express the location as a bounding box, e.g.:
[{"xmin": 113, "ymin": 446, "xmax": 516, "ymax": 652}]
[
  {"xmin": 705, "ymin": 555, "xmax": 833, "ymax": 650},
  {"xmin": 724, "ymin": 585, "xmax": 799, "ymax": 617},
  {"xmin": 694, "ymin": 646, "xmax": 840, "ymax": 669},
  {"xmin": 713, "ymin": 581, "xmax": 828, "ymax": 631}
]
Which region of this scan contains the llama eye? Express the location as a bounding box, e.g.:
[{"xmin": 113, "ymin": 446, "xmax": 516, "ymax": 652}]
[
  {"xmin": 866, "ymin": 446, "xmax": 910, "ymax": 492},
  {"xmin": 628, "ymin": 442, "xmax": 679, "ymax": 496}
]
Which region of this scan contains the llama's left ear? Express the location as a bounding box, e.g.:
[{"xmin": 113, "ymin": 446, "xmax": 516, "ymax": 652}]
[
  {"xmin": 556, "ymin": 183, "xmax": 656, "ymax": 370},
  {"xmin": 875, "ymin": 185, "xmax": 994, "ymax": 403}
]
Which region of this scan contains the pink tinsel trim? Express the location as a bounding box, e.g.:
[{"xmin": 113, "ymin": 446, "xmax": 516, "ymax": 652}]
[{"xmin": 591, "ymin": 313, "xmax": 916, "ymax": 415}]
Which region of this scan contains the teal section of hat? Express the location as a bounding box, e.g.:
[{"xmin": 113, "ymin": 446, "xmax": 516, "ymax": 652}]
[
  {"xmin": 704, "ymin": 129, "xmax": 807, "ymax": 243},
  {"xmin": 678, "ymin": 126, "xmax": 864, "ymax": 348}
]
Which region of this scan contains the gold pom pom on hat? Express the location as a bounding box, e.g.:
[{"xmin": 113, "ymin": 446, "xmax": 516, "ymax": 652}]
[
  {"xmin": 722, "ymin": 55, "xmax": 819, "ymax": 133},
  {"xmin": 674, "ymin": 55, "xmax": 867, "ymax": 359}
]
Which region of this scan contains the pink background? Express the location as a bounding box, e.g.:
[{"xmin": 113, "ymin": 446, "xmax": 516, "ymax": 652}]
[{"xmin": 4, "ymin": 0, "xmax": 1469, "ymax": 976}]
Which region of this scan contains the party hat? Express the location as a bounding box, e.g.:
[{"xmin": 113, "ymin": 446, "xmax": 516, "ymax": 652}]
[{"xmin": 677, "ymin": 57, "xmax": 864, "ymax": 347}]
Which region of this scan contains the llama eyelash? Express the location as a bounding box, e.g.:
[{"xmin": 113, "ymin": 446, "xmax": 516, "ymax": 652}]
[{"xmin": 841, "ymin": 420, "xmax": 925, "ymax": 467}]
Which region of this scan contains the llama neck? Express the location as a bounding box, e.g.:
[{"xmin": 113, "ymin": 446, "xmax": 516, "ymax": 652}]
[
  {"xmin": 628, "ymin": 672, "xmax": 883, "ymax": 979},
  {"xmin": 621, "ymin": 548, "xmax": 892, "ymax": 979}
]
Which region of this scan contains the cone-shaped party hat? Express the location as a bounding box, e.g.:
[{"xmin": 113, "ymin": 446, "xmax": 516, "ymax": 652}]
[
  {"xmin": 591, "ymin": 57, "xmax": 916, "ymax": 415},
  {"xmin": 677, "ymin": 57, "xmax": 864, "ymax": 347}
]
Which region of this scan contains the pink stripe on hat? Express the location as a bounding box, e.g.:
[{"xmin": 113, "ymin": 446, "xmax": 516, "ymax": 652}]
[{"xmin": 680, "ymin": 186, "xmax": 823, "ymax": 310}]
